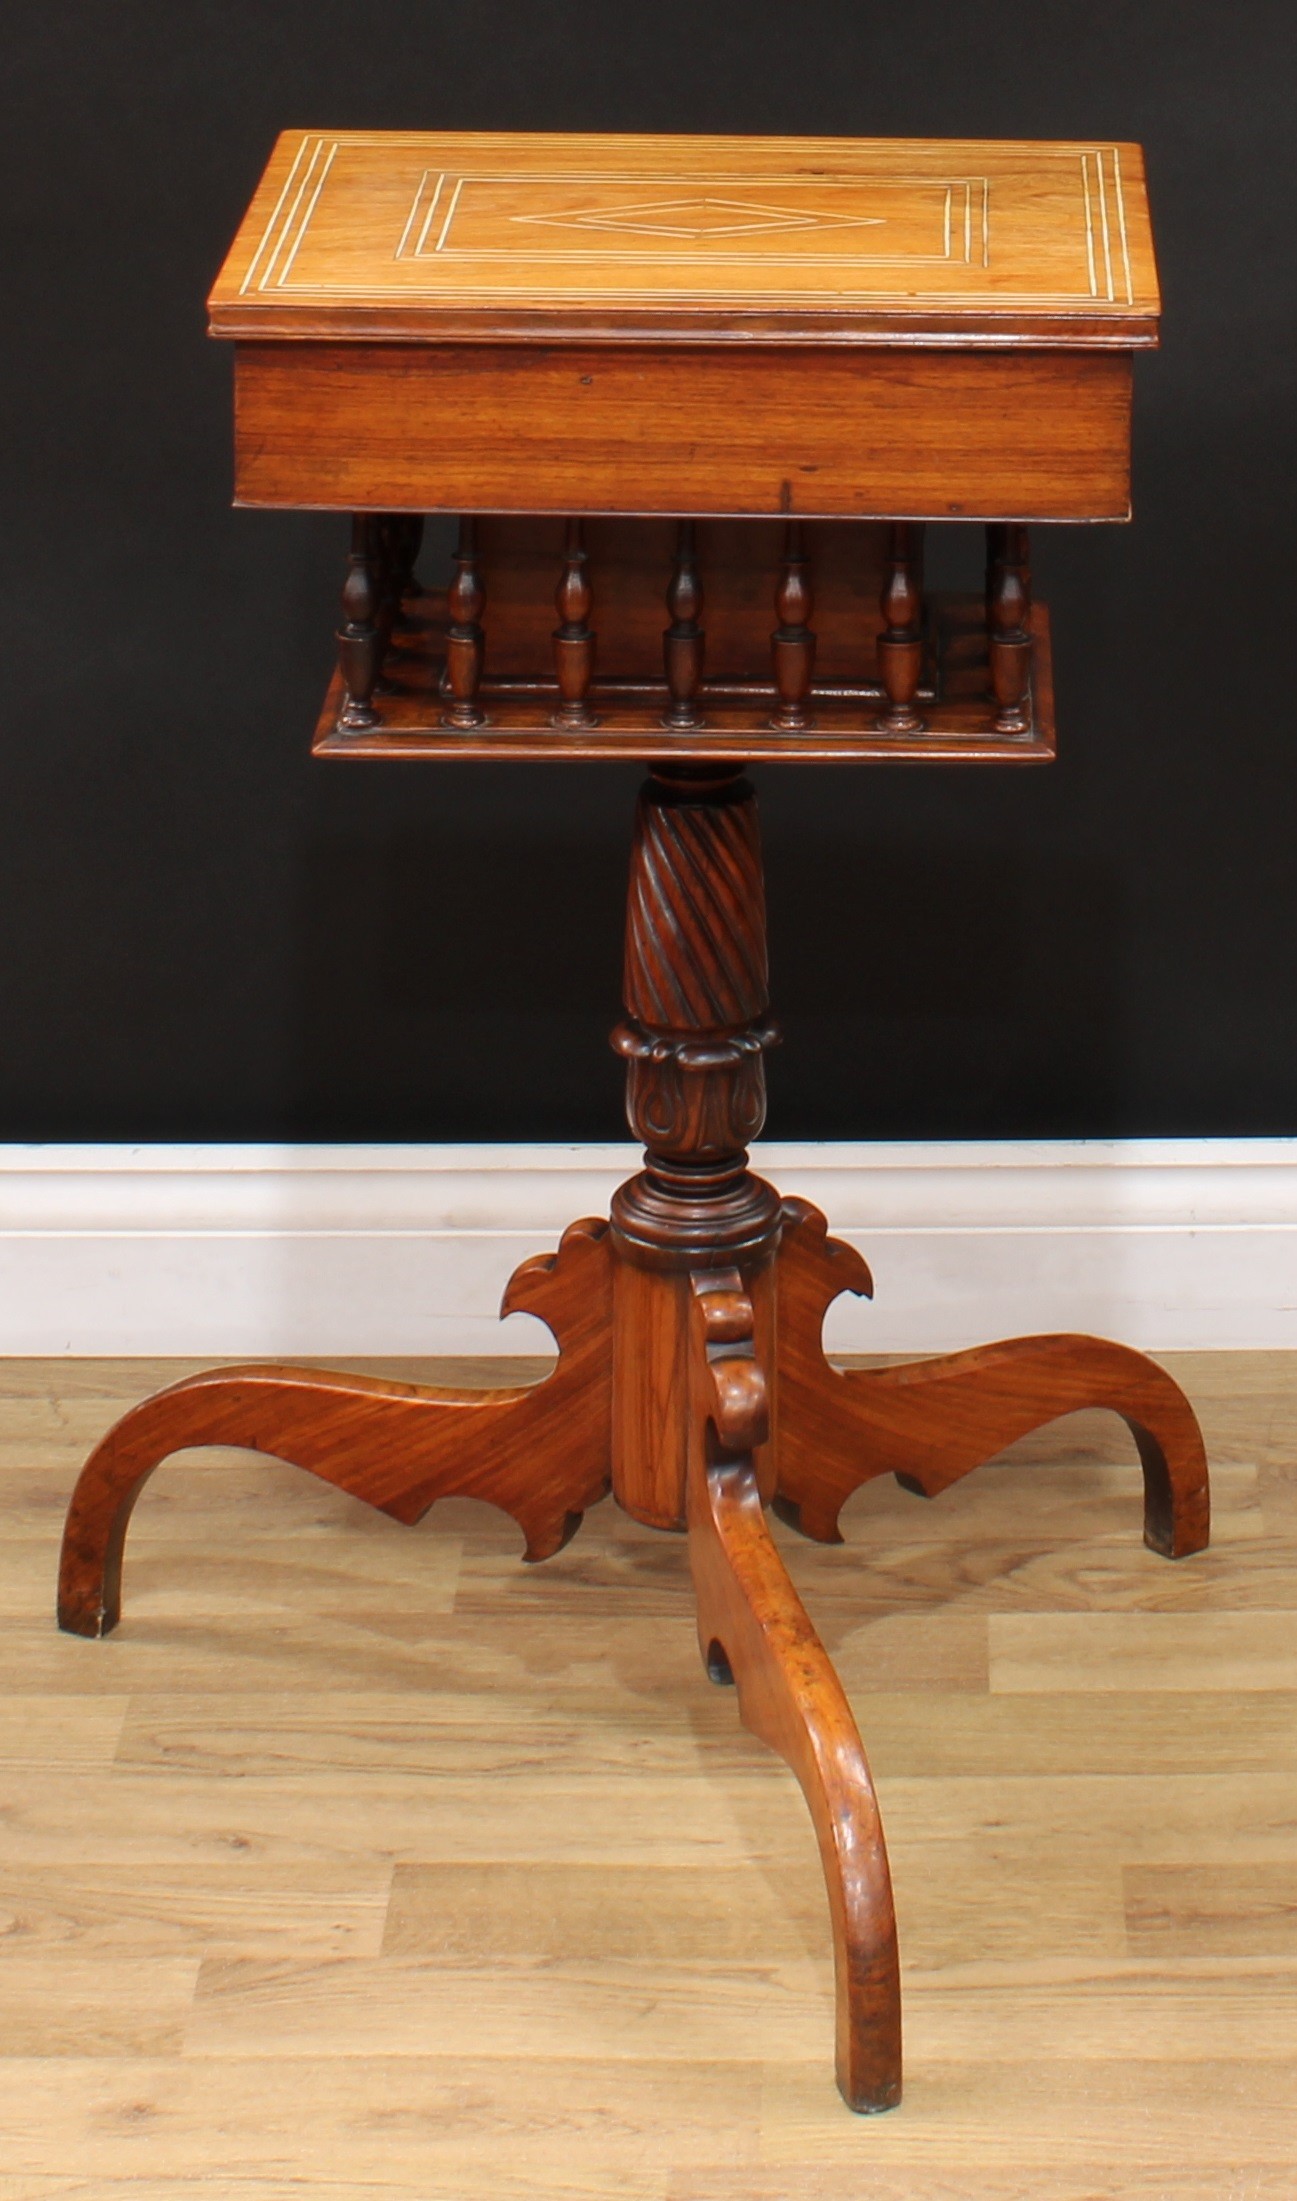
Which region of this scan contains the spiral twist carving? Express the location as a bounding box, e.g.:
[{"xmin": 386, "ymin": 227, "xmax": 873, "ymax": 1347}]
[
  {"xmin": 624, "ymin": 776, "xmax": 768, "ymax": 1032},
  {"xmin": 612, "ymin": 769, "xmax": 782, "ymax": 1265}
]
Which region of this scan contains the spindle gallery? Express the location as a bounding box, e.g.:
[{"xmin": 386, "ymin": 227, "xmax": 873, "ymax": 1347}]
[
  {"xmin": 57, "ymin": 132, "xmax": 1210, "ymax": 2114},
  {"xmin": 317, "ymin": 512, "xmax": 1046, "ymax": 759}
]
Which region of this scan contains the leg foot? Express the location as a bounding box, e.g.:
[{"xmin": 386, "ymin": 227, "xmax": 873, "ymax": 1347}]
[
  {"xmin": 58, "ymin": 1218, "xmax": 613, "ymax": 1637},
  {"xmin": 687, "ymin": 1270, "xmax": 901, "ymax": 2113},
  {"xmin": 775, "ymin": 1199, "xmax": 1210, "ymax": 1557}
]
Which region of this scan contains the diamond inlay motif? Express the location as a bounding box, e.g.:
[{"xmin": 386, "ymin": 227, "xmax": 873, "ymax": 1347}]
[
  {"xmin": 510, "ymin": 196, "xmax": 888, "ymax": 242},
  {"xmin": 219, "ymin": 136, "xmax": 1157, "ymax": 330}
]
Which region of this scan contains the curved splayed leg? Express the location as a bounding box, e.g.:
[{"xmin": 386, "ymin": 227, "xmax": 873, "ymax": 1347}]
[
  {"xmin": 773, "ymin": 1198, "xmax": 1210, "ymax": 1558},
  {"xmin": 58, "ymin": 1218, "xmax": 613, "ymax": 1637},
  {"xmin": 686, "ymin": 1268, "xmax": 902, "ymax": 2113}
]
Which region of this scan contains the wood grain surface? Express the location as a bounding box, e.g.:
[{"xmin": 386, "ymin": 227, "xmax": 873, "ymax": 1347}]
[
  {"xmin": 774, "ymin": 1198, "xmax": 1211, "ymax": 1557},
  {"xmin": 208, "ymin": 131, "xmax": 1160, "ymax": 347},
  {"xmin": 313, "ymin": 518, "xmax": 1057, "ymax": 763},
  {"xmin": 56, "ymin": 1219, "xmax": 613, "ymax": 1636},
  {"xmin": 9, "ymin": 1350, "xmax": 1294, "ymax": 2193},
  {"xmin": 233, "ymin": 341, "xmax": 1134, "ymax": 520},
  {"xmin": 686, "ymin": 1269, "xmax": 901, "ymax": 2111},
  {"xmin": 314, "ymin": 593, "xmax": 1057, "ymax": 764}
]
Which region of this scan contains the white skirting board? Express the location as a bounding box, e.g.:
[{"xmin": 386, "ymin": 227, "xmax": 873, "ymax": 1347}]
[{"xmin": 0, "ymin": 1139, "xmax": 1294, "ymax": 1357}]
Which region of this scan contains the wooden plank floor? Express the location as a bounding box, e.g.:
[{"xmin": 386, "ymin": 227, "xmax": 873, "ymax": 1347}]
[{"xmin": 1, "ymin": 1350, "xmax": 1294, "ymax": 2198}]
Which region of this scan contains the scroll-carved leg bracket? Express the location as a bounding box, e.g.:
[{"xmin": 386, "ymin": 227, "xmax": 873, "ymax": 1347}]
[
  {"xmin": 773, "ymin": 1197, "xmax": 1211, "ymax": 1558},
  {"xmin": 57, "ymin": 1218, "xmax": 614, "ymax": 1638},
  {"xmin": 686, "ymin": 1269, "xmax": 902, "ymax": 2113}
]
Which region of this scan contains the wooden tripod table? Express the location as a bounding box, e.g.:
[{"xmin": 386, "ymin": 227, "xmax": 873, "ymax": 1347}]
[{"xmin": 58, "ymin": 133, "xmax": 1211, "ymax": 2112}]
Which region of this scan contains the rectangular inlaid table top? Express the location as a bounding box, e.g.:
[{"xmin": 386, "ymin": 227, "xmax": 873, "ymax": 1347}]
[{"xmin": 208, "ymin": 130, "xmax": 1160, "ymax": 347}]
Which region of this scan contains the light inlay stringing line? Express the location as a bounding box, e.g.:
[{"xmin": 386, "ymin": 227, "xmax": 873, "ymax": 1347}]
[
  {"xmin": 1095, "ymin": 149, "xmax": 1114, "ymax": 303},
  {"xmin": 1081, "ymin": 153, "xmax": 1098, "ymax": 297},
  {"xmin": 412, "ymin": 175, "xmax": 446, "ymax": 257},
  {"xmin": 276, "ymin": 140, "xmax": 338, "ymax": 285},
  {"xmin": 1111, "ymin": 146, "xmax": 1133, "ymax": 304},
  {"xmin": 434, "ymin": 177, "xmax": 465, "ymax": 252},
  {"xmin": 258, "ymin": 137, "xmax": 327, "ymax": 291},
  {"xmin": 239, "ymin": 133, "xmax": 312, "ymax": 294}
]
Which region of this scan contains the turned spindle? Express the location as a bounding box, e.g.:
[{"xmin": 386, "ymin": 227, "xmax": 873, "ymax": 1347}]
[
  {"xmin": 987, "ymin": 522, "xmax": 1033, "ymax": 734},
  {"xmin": 337, "ymin": 513, "xmax": 383, "ymax": 730},
  {"xmin": 443, "ymin": 515, "xmax": 486, "ymax": 729},
  {"xmin": 663, "ymin": 520, "xmax": 705, "ymax": 729},
  {"xmin": 552, "ymin": 518, "xmax": 597, "ymax": 727},
  {"xmin": 770, "ymin": 522, "xmax": 815, "ymax": 729},
  {"xmin": 876, "ymin": 522, "xmax": 925, "ymax": 732}
]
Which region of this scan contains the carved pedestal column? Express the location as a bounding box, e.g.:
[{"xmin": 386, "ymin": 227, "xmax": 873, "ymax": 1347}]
[{"xmin": 609, "ymin": 765, "xmax": 781, "ymax": 1526}]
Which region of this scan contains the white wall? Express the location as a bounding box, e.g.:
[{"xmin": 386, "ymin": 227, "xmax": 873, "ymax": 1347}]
[{"xmin": 1, "ymin": 1140, "xmax": 1293, "ymax": 1355}]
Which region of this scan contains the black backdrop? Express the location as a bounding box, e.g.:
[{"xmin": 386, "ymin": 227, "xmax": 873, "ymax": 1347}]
[{"xmin": 5, "ymin": 3, "xmax": 1294, "ymax": 1141}]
